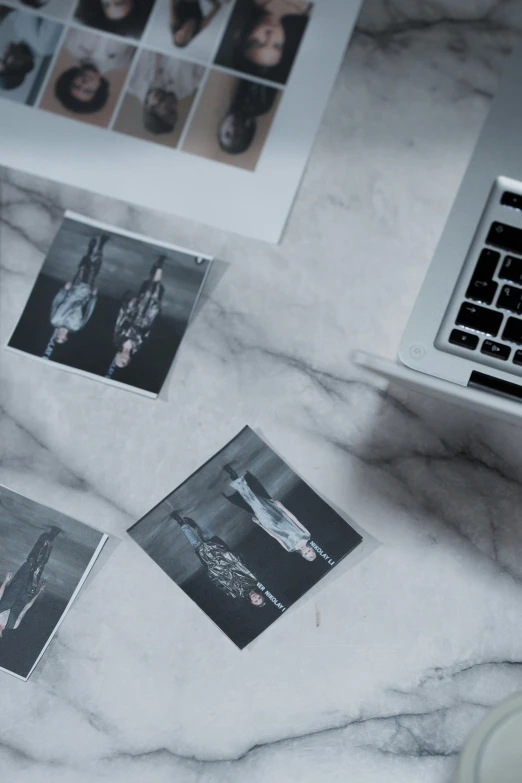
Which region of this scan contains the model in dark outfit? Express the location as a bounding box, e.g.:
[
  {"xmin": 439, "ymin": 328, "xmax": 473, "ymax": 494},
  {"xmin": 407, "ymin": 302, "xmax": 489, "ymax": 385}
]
[
  {"xmin": 171, "ymin": 512, "xmax": 265, "ymax": 606},
  {"xmin": 0, "ymin": 526, "xmax": 60, "ymax": 636},
  {"xmin": 113, "ymin": 255, "xmax": 165, "ymax": 369}
]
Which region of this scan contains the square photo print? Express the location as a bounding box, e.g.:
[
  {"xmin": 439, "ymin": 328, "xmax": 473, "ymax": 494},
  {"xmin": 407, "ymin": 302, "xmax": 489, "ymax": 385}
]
[
  {"xmin": 7, "ymin": 211, "xmax": 213, "ymax": 397},
  {"xmin": 128, "ymin": 426, "xmax": 362, "ymax": 648},
  {"xmin": 0, "ymin": 485, "xmax": 107, "ymax": 681}
]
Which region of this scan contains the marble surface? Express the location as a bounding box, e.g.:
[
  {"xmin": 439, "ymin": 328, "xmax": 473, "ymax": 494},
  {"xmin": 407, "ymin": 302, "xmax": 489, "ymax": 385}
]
[{"xmin": 2, "ymin": 1, "xmax": 522, "ymax": 780}]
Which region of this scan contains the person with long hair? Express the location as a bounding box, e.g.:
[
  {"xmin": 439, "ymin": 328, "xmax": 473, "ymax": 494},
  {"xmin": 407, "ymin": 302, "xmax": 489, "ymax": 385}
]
[
  {"xmin": 171, "ymin": 512, "xmax": 266, "ymax": 607},
  {"xmin": 50, "ymin": 233, "xmax": 109, "ymax": 345},
  {"xmin": 222, "ymin": 464, "xmax": 317, "ymax": 562},
  {"xmin": 54, "ymin": 28, "xmax": 134, "ymax": 115},
  {"xmin": 0, "ymin": 527, "xmax": 60, "ymax": 638},
  {"xmin": 223, "ymin": 0, "xmax": 311, "ymax": 83},
  {"xmin": 75, "ymin": 0, "xmax": 155, "ymax": 39}
]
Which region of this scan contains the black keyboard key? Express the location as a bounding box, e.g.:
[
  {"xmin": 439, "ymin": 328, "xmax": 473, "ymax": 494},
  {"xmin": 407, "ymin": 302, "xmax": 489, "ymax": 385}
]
[
  {"xmin": 513, "ymin": 350, "xmax": 522, "ymax": 366},
  {"xmin": 466, "ymin": 249, "xmax": 500, "ymax": 304},
  {"xmin": 499, "ymin": 255, "xmax": 522, "ymax": 285},
  {"xmin": 502, "ymin": 317, "xmax": 522, "ymax": 345},
  {"xmin": 481, "ymin": 340, "xmax": 510, "ymax": 361},
  {"xmin": 501, "ymin": 192, "xmax": 522, "ymax": 211},
  {"xmin": 486, "ymin": 222, "xmax": 522, "ymax": 254},
  {"xmin": 455, "ymin": 303, "xmax": 503, "ymax": 336},
  {"xmin": 497, "ymin": 285, "xmax": 522, "ymax": 314},
  {"xmin": 466, "ymin": 279, "xmax": 497, "ymax": 304},
  {"xmin": 449, "ymin": 329, "xmax": 479, "ymax": 350},
  {"xmin": 475, "ymin": 248, "xmax": 500, "ymax": 277}
]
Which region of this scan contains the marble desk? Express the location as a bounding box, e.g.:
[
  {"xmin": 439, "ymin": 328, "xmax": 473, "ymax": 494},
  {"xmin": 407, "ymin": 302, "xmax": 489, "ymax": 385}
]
[{"xmin": 2, "ymin": 1, "xmax": 522, "ymax": 781}]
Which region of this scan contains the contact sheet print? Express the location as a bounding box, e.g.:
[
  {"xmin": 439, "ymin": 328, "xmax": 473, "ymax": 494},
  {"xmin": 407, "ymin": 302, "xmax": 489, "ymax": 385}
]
[{"xmin": 0, "ymin": 0, "xmax": 363, "ymax": 240}]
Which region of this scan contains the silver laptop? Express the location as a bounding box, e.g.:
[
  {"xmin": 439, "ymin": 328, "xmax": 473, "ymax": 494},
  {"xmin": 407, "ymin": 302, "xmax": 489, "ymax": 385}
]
[{"xmin": 353, "ymin": 44, "xmax": 522, "ymax": 426}]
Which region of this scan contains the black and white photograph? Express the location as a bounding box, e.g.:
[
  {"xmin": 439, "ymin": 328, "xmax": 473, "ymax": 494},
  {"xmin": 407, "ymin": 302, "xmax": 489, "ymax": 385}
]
[
  {"xmin": 0, "ymin": 5, "xmax": 63, "ymax": 106},
  {"xmin": 214, "ymin": 0, "xmax": 313, "ymax": 86},
  {"xmin": 7, "ymin": 212, "xmax": 213, "ymax": 397},
  {"xmin": 143, "ymin": 0, "xmax": 232, "ymax": 63},
  {"xmin": 0, "ymin": 485, "xmax": 107, "ymax": 680},
  {"xmin": 73, "ymin": 0, "xmax": 156, "ymax": 40},
  {"xmin": 129, "ymin": 426, "xmax": 362, "ymax": 648}
]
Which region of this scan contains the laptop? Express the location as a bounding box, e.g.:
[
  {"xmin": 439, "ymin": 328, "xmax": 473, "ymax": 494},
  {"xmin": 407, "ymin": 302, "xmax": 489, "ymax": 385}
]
[{"xmin": 353, "ymin": 44, "xmax": 522, "ymax": 426}]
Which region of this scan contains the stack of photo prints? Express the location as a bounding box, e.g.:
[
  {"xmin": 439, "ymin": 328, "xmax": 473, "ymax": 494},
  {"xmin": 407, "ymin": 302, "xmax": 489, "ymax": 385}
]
[
  {"xmin": 2, "ymin": 212, "xmax": 362, "ymax": 677},
  {"xmin": 0, "ymin": 0, "xmax": 313, "ymax": 171}
]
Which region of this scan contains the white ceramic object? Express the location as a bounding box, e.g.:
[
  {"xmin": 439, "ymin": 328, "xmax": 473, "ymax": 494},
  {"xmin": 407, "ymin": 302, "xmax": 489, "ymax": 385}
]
[{"xmin": 457, "ymin": 694, "xmax": 522, "ymax": 783}]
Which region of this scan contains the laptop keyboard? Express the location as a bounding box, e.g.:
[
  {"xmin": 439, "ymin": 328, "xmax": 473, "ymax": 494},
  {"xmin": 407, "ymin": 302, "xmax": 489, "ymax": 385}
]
[{"xmin": 439, "ymin": 191, "xmax": 522, "ymax": 374}]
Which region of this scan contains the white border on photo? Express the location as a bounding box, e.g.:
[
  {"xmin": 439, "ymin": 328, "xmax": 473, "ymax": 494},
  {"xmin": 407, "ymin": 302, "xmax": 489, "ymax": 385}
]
[
  {"xmin": 4, "ymin": 210, "xmax": 214, "ymax": 400},
  {"xmin": 0, "ymin": 483, "xmax": 109, "ymax": 682},
  {"xmin": 0, "ymin": 0, "xmax": 362, "ymax": 242}
]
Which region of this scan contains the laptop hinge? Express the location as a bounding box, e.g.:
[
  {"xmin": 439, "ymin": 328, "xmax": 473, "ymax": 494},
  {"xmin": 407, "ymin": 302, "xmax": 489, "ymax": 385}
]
[{"xmin": 468, "ymin": 370, "xmax": 522, "ymax": 403}]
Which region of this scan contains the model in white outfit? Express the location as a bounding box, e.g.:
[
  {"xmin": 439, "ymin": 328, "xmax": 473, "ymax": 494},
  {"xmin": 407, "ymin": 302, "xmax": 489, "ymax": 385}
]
[
  {"xmin": 223, "ymin": 465, "xmax": 317, "ymax": 562},
  {"xmin": 65, "ymin": 28, "xmax": 134, "ymax": 74},
  {"xmin": 128, "ymin": 51, "xmax": 203, "ymax": 135}
]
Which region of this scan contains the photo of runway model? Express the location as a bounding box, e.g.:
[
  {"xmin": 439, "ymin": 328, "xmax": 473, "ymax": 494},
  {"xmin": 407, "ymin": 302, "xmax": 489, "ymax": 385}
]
[
  {"xmin": 112, "ymin": 255, "xmax": 165, "ymax": 369},
  {"xmin": 172, "ymin": 512, "xmax": 265, "ymax": 606},
  {"xmin": 129, "ymin": 426, "xmax": 362, "ymax": 648},
  {"xmin": 0, "ymin": 485, "xmax": 107, "ymax": 680},
  {"xmin": 50, "ymin": 233, "xmax": 109, "ymax": 344},
  {"xmin": 0, "ymin": 527, "xmax": 60, "ymax": 636},
  {"xmin": 223, "ymin": 464, "xmax": 316, "ymax": 561}
]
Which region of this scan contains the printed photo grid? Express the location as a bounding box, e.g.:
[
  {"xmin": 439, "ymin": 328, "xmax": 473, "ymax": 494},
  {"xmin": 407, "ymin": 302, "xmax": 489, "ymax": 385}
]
[{"xmin": 0, "ymin": 0, "xmax": 313, "ymax": 171}]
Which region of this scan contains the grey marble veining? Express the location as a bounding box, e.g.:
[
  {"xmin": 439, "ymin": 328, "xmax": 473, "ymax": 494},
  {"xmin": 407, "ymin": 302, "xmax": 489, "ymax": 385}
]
[{"xmin": 2, "ymin": 1, "xmax": 522, "ymax": 781}]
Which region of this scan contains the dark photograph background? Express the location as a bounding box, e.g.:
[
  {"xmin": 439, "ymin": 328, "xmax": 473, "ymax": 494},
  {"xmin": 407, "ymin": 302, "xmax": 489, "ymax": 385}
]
[
  {"xmin": 0, "ymin": 486, "xmax": 105, "ymax": 679},
  {"xmin": 8, "ymin": 216, "xmax": 211, "ymax": 395},
  {"xmin": 130, "ymin": 427, "xmax": 362, "ymax": 648},
  {"xmin": 214, "ymin": 0, "xmax": 312, "ymax": 86}
]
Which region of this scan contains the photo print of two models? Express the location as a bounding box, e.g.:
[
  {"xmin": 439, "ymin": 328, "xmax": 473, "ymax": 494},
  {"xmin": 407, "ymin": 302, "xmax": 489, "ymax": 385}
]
[
  {"xmin": 130, "ymin": 427, "xmax": 362, "ymax": 649},
  {"xmin": 0, "ymin": 0, "xmax": 312, "ymax": 170},
  {"xmin": 0, "ymin": 486, "xmax": 106, "ymax": 680},
  {"xmin": 7, "ymin": 213, "xmax": 212, "ymax": 396}
]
